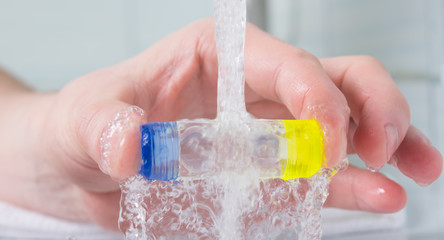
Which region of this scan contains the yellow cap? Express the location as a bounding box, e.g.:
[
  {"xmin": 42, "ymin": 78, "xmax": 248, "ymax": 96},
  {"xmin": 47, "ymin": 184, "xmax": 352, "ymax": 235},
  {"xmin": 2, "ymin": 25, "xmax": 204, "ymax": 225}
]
[{"xmin": 280, "ymin": 119, "xmax": 325, "ymax": 180}]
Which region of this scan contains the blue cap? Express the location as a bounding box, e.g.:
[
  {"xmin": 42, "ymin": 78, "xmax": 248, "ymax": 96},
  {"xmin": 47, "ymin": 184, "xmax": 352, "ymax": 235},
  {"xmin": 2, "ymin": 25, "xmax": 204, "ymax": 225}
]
[{"xmin": 139, "ymin": 122, "xmax": 179, "ymax": 181}]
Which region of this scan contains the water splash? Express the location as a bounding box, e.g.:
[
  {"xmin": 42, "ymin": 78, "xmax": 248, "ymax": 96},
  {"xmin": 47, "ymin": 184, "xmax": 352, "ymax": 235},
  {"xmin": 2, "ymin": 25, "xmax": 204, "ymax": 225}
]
[
  {"xmin": 118, "ymin": 0, "xmax": 347, "ymax": 239},
  {"xmin": 119, "ymin": 163, "xmax": 345, "ymax": 240},
  {"xmin": 100, "ymin": 106, "xmax": 145, "ymax": 175}
]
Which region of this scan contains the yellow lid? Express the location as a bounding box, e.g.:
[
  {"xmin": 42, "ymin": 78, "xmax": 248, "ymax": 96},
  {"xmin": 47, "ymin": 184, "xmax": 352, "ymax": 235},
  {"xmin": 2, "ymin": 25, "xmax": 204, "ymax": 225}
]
[{"xmin": 280, "ymin": 119, "xmax": 325, "ymax": 180}]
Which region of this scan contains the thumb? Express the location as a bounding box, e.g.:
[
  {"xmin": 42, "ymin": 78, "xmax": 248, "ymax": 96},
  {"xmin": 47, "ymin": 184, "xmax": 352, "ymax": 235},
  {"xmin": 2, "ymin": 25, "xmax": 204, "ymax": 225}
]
[{"xmin": 75, "ymin": 101, "xmax": 146, "ymax": 181}]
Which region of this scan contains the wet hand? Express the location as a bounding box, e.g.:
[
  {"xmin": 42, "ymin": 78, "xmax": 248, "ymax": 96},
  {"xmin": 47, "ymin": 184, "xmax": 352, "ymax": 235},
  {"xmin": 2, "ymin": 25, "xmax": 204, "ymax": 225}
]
[
  {"xmin": 242, "ymin": 24, "xmax": 443, "ymax": 212},
  {"xmin": 30, "ymin": 18, "xmax": 442, "ymax": 230}
]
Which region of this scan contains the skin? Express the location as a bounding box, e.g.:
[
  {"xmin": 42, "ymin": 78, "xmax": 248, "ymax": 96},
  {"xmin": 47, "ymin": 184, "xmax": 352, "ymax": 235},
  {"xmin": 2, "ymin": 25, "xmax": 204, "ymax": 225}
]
[{"xmin": 0, "ymin": 18, "xmax": 442, "ymax": 231}]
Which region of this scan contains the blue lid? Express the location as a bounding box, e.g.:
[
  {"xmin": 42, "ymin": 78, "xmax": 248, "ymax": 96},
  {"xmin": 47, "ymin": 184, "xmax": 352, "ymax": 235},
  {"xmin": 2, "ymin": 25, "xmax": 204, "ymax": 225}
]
[{"xmin": 139, "ymin": 122, "xmax": 179, "ymax": 181}]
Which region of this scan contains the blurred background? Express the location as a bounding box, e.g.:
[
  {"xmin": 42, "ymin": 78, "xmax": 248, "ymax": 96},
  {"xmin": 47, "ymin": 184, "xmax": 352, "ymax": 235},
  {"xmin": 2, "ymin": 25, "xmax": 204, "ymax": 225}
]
[{"xmin": 0, "ymin": 0, "xmax": 443, "ymax": 239}]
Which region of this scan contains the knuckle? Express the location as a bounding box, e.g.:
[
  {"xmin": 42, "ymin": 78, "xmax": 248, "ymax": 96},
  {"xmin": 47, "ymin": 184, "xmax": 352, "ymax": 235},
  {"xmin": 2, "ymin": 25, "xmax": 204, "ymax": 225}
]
[
  {"xmin": 355, "ymin": 55, "xmax": 386, "ymax": 69},
  {"xmin": 190, "ymin": 17, "xmax": 215, "ymax": 33},
  {"xmin": 290, "ymin": 47, "xmax": 317, "ymax": 62}
]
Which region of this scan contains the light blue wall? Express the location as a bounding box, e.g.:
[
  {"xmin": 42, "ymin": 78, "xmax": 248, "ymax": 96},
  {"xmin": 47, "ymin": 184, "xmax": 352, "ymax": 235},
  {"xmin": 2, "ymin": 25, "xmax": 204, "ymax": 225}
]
[
  {"xmin": 0, "ymin": 0, "xmax": 212, "ymax": 91},
  {"xmin": 266, "ymin": 0, "xmax": 444, "ymax": 79}
]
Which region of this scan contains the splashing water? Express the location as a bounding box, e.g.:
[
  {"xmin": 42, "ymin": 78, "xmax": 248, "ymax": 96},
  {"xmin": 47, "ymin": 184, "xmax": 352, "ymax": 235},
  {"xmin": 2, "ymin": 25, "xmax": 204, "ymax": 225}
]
[{"xmin": 117, "ymin": 0, "xmax": 347, "ymax": 239}]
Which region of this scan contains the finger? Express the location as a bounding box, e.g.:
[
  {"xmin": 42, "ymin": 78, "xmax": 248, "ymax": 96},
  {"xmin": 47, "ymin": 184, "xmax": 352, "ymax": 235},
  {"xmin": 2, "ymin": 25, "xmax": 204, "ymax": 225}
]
[
  {"xmin": 346, "ymin": 119, "xmax": 358, "ymax": 154},
  {"xmin": 129, "ymin": 19, "xmax": 217, "ymax": 121},
  {"xmin": 320, "ymin": 56, "xmax": 410, "ymax": 171},
  {"xmin": 246, "ymin": 100, "xmax": 293, "ymax": 119},
  {"xmin": 389, "ymin": 125, "xmax": 443, "ymax": 186},
  {"xmin": 74, "ymin": 100, "xmax": 146, "ymax": 184},
  {"xmin": 325, "ymin": 165, "xmax": 407, "ymax": 213},
  {"xmin": 242, "ymin": 24, "xmax": 350, "ymax": 167}
]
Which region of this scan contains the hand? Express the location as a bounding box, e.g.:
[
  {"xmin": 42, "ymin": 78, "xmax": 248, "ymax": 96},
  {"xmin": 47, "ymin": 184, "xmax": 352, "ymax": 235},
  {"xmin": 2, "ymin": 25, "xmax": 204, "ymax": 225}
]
[
  {"xmin": 242, "ymin": 23, "xmax": 442, "ymax": 212},
  {"xmin": 8, "ymin": 18, "xmax": 441, "ymax": 230}
]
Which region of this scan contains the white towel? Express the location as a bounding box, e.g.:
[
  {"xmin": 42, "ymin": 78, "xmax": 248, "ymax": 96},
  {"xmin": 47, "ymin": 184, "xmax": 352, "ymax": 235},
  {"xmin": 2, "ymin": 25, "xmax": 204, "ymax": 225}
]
[
  {"xmin": 0, "ymin": 200, "xmax": 407, "ymax": 239},
  {"xmin": 0, "ymin": 201, "xmax": 123, "ymax": 240},
  {"xmin": 322, "ymin": 208, "xmax": 406, "ymax": 237}
]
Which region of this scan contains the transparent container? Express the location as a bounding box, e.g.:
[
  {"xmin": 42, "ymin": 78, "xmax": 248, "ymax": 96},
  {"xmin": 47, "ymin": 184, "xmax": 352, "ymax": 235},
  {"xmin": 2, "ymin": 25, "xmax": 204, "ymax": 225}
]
[{"xmin": 139, "ymin": 119, "xmax": 325, "ymax": 181}]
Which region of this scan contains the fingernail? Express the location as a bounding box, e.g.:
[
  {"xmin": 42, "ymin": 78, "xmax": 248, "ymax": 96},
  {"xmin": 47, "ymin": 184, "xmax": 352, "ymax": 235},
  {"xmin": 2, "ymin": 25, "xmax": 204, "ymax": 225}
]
[
  {"xmin": 366, "ymin": 164, "xmax": 379, "ymax": 172},
  {"xmin": 337, "ymin": 158, "xmax": 349, "ymax": 172},
  {"xmin": 364, "ymin": 155, "xmax": 383, "ymax": 172},
  {"xmin": 341, "ymin": 125, "xmax": 348, "ymax": 160},
  {"xmin": 332, "ymin": 112, "xmax": 349, "ymax": 166},
  {"xmin": 100, "ymin": 106, "xmax": 145, "ymax": 176},
  {"xmin": 385, "ymin": 124, "xmax": 399, "ymax": 162},
  {"xmin": 388, "ymin": 154, "xmax": 399, "ymax": 169},
  {"xmin": 415, "ymin": 180, "xmax": 431, "ymax": 187},
  {"xmin": 418, "ymin": 130, "xmax": 432, "ymax": 146},
  {"xmin": 325, "ymin": 119, "xmax": 348, "ymax": 167}
]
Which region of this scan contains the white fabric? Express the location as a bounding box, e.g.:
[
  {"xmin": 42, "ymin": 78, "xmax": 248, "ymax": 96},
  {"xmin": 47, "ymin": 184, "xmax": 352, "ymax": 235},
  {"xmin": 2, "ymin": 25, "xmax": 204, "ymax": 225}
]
[
  {"xmin": 0, "ymin": 201, "xmax": 123, "ymax": 240},
  {"xmin": 322, "ymin": 208, "xmax": 406, "ymax": 237},
  {"xmin": 0, "ymin": 200, "xmax": 406, "ymax": 239}
]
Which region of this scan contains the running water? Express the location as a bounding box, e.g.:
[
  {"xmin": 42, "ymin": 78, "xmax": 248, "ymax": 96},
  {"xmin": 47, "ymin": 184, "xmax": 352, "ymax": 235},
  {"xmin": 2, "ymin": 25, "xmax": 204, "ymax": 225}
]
[
  {"xmin": 214, "ymin": 0, "xmax": 247, "ymax": 120},
  {"xmin": 118, "ymin": 0, "xmax": 347, "ymax": 239}
]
